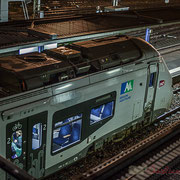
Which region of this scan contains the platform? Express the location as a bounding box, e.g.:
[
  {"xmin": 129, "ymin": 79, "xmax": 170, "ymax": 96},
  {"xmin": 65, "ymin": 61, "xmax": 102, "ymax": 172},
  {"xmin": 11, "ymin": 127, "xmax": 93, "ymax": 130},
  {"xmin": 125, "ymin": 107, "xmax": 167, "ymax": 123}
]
[{"xmin": 0, "ymin": 7, "xmax": 180, "ymax": 55}]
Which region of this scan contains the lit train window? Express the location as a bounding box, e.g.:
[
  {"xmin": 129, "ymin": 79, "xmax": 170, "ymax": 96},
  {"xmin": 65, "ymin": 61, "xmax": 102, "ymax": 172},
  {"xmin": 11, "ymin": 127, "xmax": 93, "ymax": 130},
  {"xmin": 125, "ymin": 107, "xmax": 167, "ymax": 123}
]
[
  {"xmin": 90, "ymin": 101, "xmax": 114, "ymax": 125},
  {"xmin": 11, "ymin": 130, "xmax": 22, "ymax": 159},
  {"xmin": 32, "ymin": 123, "xmax": 42, "ymax": 150},
  {"xmin": 149, "ymin": 73, "xmax": 156, "ymax": 87},
  {"xmin": 52, "ymin": 114, "xmax": 82, "ymax": 153}
]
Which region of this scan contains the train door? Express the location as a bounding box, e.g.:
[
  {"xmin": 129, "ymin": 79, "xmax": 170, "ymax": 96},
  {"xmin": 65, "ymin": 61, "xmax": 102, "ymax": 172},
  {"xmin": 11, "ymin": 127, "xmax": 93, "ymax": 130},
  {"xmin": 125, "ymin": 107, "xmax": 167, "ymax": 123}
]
[
  {"xmin": 6, "ymin": 111, "xmax": 47, "ymax": 179},
  {"xmin": 144, "ymin": 63, "xmax": 159, "ymax": 122}
]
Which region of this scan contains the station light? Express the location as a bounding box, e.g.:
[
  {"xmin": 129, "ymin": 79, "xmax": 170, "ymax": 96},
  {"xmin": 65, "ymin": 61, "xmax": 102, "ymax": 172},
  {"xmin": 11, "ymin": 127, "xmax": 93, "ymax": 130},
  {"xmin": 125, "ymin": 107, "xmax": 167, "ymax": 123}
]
[
  {"xmin": 19, "ymin": 47, "xmax": 38, "ymax": 55},
  {"xmin": 44, "ymin": 43, "xmax": 57, "ymax": 50},
  {"xmin": 19, "ymin": 43, "xmax": 58, "ymax": 55}
]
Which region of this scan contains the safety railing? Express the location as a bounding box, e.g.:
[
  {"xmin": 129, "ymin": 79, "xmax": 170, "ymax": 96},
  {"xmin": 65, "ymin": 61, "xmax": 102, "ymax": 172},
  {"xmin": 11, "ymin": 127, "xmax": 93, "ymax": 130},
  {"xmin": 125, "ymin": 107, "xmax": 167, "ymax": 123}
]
[{"xmin": 0, "ymin": 155, "xmax": 36, "ymax": 180}]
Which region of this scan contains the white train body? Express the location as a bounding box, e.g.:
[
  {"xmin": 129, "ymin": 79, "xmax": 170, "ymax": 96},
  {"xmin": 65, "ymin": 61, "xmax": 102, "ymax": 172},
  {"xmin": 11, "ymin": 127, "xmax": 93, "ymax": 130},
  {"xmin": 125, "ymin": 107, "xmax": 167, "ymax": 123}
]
[{"xmin": 0, "ymin": 36, "xmax": 172, "ymax": 179}]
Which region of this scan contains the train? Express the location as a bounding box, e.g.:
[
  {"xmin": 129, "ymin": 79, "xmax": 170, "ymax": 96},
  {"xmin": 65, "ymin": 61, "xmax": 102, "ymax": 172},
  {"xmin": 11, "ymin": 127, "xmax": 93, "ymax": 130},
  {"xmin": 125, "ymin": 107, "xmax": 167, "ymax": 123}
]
[{"xmin": 0, "ymin": 35, "xmax": 173, "ymax": 179}]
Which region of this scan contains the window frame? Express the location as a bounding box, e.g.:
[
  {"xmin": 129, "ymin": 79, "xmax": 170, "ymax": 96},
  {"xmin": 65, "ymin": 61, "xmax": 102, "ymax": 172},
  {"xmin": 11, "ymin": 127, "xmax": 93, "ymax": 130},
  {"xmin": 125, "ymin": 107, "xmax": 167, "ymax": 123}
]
[
  {"xmin": 32, "ymin": 123, "xmax": 43, "ymax": 150},
  {"xmin": 52, "ymin": 108, "xmax": 83, "ymax": 155},
  {"xmin": 51, "ymin": 91, "xmax": 116, "ymax": 156},
  {"xmin": 11, "ymin": 130, "xmax": 23, "ymax": 159},
  {"xmin": 90, "ymin": 101, "xmax": 115, "ymax": 125},
  {"xmin": 149, "ymin": 72, "xmax": 156, "ymax": 88},
  {"xmin": 89, "ymin": 92, "xmax": 116, "ymax": 126}
]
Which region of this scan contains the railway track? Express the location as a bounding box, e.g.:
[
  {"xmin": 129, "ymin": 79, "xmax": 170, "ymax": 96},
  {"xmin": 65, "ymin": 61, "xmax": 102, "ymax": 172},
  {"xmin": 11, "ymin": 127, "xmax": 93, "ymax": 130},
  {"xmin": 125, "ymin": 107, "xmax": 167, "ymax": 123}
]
[
  {"xmin": 78, "ymin": 107, "xmax": 180, "ymax": 179},
  {"xmin": 126, "ymin": 24, "xmax": 180, "ymax": 50},
  {"xmin": 72, "ymin": 82, "xmax": 180, "ymax": 180},
  {"xmin": 41, "ymin": 0, "xmax": 180, "ymax": 19},
  {"xmin": 43, "ymin": 7, "xmax": 97, "ymax": 18},
  {"xmin": 113, "ymin": 133, "xmax": 180, "ymax": 180}
]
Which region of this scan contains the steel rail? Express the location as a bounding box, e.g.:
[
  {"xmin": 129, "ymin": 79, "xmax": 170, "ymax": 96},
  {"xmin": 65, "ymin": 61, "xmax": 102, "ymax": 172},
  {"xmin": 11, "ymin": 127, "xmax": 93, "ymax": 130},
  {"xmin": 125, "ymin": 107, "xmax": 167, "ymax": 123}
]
[
  {"xmin": 173, "ymin": 88, "xmax": 180, "ymax": 94},
  {"xmin": 78, "ymin": 105, "xmax": 180, "ymax": 180},
  {"xmin": 116, "ymin": 134, "xmax": 180, "ymax": 180}
]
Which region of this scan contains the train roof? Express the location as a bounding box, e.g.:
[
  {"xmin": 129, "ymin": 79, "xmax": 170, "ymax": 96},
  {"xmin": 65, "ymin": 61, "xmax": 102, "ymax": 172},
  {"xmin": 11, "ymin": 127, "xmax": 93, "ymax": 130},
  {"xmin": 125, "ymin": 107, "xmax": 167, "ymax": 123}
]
[
  {"xmin": 0, "ymin": 53, "xmax": 70, "ymax": 74},
  {"xmin": 0, "ymin": 36, "xmax": 159, "ymax": 98},
  {"xmin": 70, "ymin": 36, "xmax": 158, "ymax": 59}
]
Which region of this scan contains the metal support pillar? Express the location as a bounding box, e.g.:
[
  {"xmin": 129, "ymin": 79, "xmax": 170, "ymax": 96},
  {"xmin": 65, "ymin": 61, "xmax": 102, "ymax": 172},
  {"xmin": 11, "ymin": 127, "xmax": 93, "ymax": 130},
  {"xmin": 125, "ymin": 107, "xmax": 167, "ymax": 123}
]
[
  {"xmin": 112, "ymin": 0, "xmax": 119, "ymax": 6},
  {"xmin": 0, "ymin": 0, "xmax": 8, "ymax": 22},
  {"xmin": 37, "ymin": 0, "xmax": 40, "ymax": 12},
  {"xmin": 22, "ymin": 0, "xmax": 29, "ymax": 20},
  {"xmin": 0, "ymin": 0, "xmax": 29, "ymax": 22},
  {"xmin": 33, "ymin": 0, "xmax": 41, "ymax": 19}
]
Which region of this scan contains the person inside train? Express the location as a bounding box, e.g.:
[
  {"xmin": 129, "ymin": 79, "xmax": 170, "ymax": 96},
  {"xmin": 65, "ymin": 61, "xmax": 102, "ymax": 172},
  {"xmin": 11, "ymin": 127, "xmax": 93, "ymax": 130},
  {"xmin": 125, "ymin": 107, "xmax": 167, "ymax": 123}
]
[{"xmin": 11, "ymin": 130, "xmax": 22, "ymax": 159}]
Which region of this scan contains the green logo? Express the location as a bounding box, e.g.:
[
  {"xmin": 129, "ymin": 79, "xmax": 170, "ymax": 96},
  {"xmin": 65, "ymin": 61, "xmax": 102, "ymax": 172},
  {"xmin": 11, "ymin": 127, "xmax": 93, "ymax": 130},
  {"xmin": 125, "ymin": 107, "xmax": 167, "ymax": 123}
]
[{"xmin": 121, "ymin": 80, "xmax": 134, "ymax": 94}]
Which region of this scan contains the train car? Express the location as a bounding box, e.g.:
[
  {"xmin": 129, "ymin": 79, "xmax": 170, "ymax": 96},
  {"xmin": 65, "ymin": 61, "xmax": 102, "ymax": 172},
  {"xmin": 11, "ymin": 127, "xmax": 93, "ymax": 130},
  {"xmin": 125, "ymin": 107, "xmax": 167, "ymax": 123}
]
[{"xmin": 0, "ymin": 36, "xmax": 173, "ymax": 179}]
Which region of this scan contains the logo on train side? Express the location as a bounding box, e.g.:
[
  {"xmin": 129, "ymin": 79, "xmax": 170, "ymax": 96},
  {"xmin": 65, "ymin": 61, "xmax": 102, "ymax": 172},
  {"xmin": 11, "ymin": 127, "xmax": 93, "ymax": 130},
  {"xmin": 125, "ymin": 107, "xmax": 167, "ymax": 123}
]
[{"xmin": 121, "ymin": 80, "xmax": 134, "ymax": 95}]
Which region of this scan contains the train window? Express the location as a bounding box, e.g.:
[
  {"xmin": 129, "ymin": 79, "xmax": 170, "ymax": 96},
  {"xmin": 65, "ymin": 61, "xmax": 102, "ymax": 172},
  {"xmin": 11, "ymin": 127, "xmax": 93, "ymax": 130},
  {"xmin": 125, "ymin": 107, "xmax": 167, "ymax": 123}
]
[
  {"xmin": 32, "ymin": 123, "xmax": 42, "ymax": 150},
  {"xmin": 11, "ymin": 130, "xmax": 22, "ymax": 159},
  {"xmin": 90, "ymin": 101, "xmax": 114, "ymax": 125},
  {"xmin": 149, "ymin": 73, "xmax": 156, "ymax": 87},
  {"xmin": 52, "ymin": 114, "xmax": 82, "ymax": 153}
]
